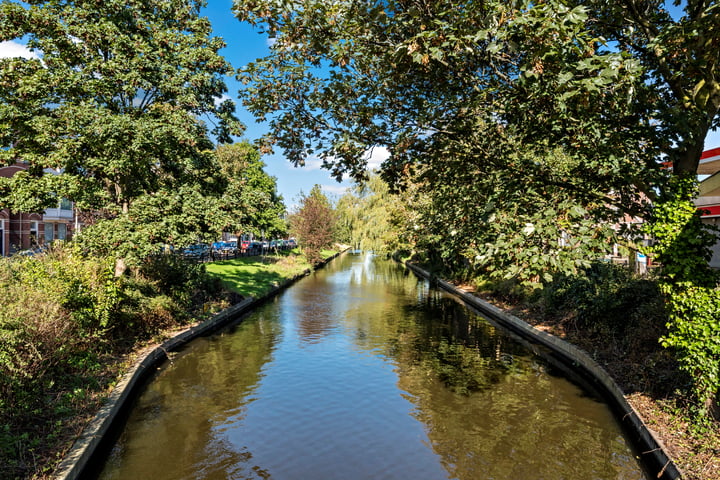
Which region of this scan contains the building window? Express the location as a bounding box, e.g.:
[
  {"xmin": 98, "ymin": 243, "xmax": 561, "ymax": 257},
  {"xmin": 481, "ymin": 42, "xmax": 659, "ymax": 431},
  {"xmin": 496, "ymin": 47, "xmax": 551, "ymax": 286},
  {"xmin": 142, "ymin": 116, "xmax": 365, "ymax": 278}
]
[
  {"xmin": 45, "ymin": 223, "xmax": 54, "ymax": 243},
  {"xmin": 30, "ymin": 221, "xmax": 39, "ymax": 246},
  {"xmin": 59, "ymin": 197, "xmax": 72, "ymax": 210},
  {"xmin": 57, "ymin": 223, "xmax": 67, "ymax": 240},
  {"xmin": 0, "ymin": 219, "xmax": 4, "ymax": 256}
]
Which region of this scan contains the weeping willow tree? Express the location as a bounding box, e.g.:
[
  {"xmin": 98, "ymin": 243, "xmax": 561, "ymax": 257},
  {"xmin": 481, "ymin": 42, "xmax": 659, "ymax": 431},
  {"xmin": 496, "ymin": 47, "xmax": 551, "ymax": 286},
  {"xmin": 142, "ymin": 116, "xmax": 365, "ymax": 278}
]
[{"xmin": 336, "ymin": 173, "xmax": 414, "ymax": 254}]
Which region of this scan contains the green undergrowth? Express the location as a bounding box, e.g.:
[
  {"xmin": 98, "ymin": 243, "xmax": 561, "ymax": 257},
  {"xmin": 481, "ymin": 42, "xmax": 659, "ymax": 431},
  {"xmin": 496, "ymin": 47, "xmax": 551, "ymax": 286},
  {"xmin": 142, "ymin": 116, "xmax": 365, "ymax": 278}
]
[{"xmin": 0, "ymin": 245, "xmax": 225, "ymax": 479}]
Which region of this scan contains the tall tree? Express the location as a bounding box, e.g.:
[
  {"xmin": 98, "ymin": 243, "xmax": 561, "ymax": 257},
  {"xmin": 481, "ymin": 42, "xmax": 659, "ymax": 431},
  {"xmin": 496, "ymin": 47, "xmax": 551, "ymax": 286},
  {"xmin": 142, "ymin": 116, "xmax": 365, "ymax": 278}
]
[
  {"xmin": 0, "ymin": 0, "xmax": 242, "ymax": 260},
  {"xmin": 234, "ymin": 0, "xmax": 719, "ymax": 416},
  {"xmin": 336, "ymin": 173, "xmax": 412, "ymax": 254},
  {"xmin": 289, "ymin": 185, "xmax": 336, "ymax": 265},
  {"xmin": 215, "ymin": 141, "xmax": 286, "ymax": 238}
]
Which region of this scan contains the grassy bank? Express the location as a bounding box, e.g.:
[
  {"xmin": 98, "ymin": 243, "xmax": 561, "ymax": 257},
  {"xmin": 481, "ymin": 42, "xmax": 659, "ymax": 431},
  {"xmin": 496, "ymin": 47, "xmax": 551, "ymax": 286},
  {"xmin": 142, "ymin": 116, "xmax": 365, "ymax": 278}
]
[
  {"xmin": 205, "ymin": 248, "xmax": 340, "ymax": 297},
  {"xmin": 205, "ymin": 249, "xmax": 312, "ymax": 297},
  {"xmin": 1, "ymin": 246, "xmax": 334, "ymax": 479}
]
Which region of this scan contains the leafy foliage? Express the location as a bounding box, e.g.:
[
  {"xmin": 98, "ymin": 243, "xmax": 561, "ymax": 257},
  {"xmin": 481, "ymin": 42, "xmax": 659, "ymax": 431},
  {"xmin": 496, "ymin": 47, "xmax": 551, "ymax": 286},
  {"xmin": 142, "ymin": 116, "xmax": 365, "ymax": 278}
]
[
  {"xmin": 644, "ymin": 175, "xmax": 720, "ymax": 417},
  {"xmin": 235, "ymin": 0, "xmax": 654, "ymax": 277},
  {"xmin": 0, "ymin": 246, "xmax": 116, "ymax": 477},
  {"xmin": 0, "ymin": 244, "xmax": 223, "ymax": 478},
  {"xmin": 543, "ymin": 262, "xmax": 666, "ymax": 337},
  {"xmin": 335, "ymin": 173, "xmax": 412, "ymax": 254},
  {"xmin": 661, "ymin": 282, "xmax": 720, "ymax": 420},
  {"xmin": 0, "ymin": 0, "xmax": 242, "ymax": 259},
  {"xmin": 289, "ymin": 185, "xmax": 336, "ymax": 265},
  {"xmin": 215, "ymin": 141, "xmax": 286, "ymax": 238},
  {"xmin": 235, "ymin": 0, "xmax": 720, "ymax": 418}
]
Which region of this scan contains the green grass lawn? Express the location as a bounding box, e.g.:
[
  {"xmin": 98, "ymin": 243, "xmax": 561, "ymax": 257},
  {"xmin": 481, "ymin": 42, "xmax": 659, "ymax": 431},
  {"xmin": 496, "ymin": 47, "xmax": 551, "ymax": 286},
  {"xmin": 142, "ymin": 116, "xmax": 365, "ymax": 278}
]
[
  {"xmin": 320, "ymin": 249, "xmax": 337, "ymax": 259},
  {"xmin": 205, "ymin": 249, "xmax": 321, "ymax": 298}
]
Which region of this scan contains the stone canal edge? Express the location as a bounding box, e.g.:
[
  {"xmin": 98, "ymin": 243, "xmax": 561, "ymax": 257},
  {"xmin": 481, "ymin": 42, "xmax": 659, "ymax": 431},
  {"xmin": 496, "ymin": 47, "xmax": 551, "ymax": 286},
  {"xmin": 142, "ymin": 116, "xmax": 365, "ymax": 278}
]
[
  {"xmin": 54, "ymin": 252, "xmax": 681, "ymax": 480},
  {"xmin": 54, "ymin": 251, "xmax": 343, "ymax": 480},
  {"xmin": 403, "ymin": 261, "xmax": 681, "ymax": 480}
]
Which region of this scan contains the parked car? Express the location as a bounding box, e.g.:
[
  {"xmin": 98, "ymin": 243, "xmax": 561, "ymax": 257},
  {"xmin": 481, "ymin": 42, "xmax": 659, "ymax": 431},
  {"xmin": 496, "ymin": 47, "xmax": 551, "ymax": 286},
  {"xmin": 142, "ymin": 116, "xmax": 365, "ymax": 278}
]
[
  {"xmin": 17, "ymin": 245, "xmax": 46, "ymax": 257},
  {"xmin": 182, "ymin": 243, "xmax": 209, "ymax": 259},
  {"xmin": 222, "ymin": 241, "xmax": 237, "ymax": 254}
]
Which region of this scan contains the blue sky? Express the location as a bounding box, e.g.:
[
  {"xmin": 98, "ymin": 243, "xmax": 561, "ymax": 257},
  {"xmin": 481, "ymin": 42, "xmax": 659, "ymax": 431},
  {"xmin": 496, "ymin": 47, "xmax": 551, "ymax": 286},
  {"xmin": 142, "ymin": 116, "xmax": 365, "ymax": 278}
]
[
  {"xmin": 202, "ymin": 0, "xmax": 362, "ymax": 208},
  {"xmin": 1, "ymin": 1, "xmax": 719, "ymax": 206}
]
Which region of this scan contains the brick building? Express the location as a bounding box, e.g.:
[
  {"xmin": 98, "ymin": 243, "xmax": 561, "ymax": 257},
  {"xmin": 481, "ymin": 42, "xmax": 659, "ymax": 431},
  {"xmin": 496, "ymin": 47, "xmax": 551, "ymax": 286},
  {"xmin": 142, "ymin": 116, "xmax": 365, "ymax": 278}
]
[{"xmin": 0, "ymin": 163, "xmax": 77, "ymax": 256}]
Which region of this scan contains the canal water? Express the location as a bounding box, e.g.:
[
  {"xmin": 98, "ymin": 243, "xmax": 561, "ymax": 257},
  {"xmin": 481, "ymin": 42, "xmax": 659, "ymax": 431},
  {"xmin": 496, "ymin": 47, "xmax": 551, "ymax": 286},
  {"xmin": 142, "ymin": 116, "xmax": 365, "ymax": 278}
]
[{"xmin": 98, "ymin": 253, "xmax": 646, "ymax": 480}]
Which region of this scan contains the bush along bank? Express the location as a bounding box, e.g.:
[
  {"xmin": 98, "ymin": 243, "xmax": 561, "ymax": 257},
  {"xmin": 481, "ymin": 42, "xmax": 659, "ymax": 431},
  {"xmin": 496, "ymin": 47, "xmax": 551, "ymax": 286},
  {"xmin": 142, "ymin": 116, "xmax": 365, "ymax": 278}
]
[
  {"xmin": 408, "ymin": 253, "xmax": 718, "ymax": 480},
  {"xmin": 0, "ymin": 246, "xmax": 224, "ymax": 479},
  {"xmin": 0, "ymin": 244, "xmax": 334, "ymax": 479}
]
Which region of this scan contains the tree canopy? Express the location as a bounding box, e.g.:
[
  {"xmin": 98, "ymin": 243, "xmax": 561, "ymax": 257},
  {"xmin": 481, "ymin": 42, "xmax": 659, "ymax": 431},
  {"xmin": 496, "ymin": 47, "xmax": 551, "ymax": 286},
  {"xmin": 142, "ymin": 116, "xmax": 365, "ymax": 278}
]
[
  {"xmin": 234, "ymin": 0, "xmax": 720, "ymax": 417},
  {"xmin": 289, "ymin": 185, "xmax": 336, "ymax": 265},
  {"xmin": 1, "ymin": 0, "xmax": 243, "ymax": 259},
  {"xmin": 336, "ymin": 172, "xmax": 411, "ymax": 254},
  {"xmin": 216, "ymin": 141, "xmax": 286, "ymax": 238}
]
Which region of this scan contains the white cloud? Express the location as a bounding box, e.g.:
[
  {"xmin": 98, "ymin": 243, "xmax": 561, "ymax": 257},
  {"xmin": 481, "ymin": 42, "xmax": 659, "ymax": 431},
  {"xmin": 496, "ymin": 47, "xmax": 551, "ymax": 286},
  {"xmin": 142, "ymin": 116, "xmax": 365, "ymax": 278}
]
[
  {"xmin": 298, "ymin": 156, "xmax": 324, "ymax": 171},
  {"xmin": 214, "ymin": 94, "xmax": 233, "ymax": 107},
  {"xmin": 365, "ymin": 146, "xmax": 390, "ymax": 171},
  {"xmin": 0, "ymin": 40, "xmax": 39, "ymax": 60},
  {"xmin": 321, "ymin": 183, "xmax": 349, "ymax": 196},
  {"xmin": 299, "ymin": 147, "xmax": 389, "ymax": 179},
  {"xmin": 267, "ymin": 37, "xmax": 278, "ymax": 48}
]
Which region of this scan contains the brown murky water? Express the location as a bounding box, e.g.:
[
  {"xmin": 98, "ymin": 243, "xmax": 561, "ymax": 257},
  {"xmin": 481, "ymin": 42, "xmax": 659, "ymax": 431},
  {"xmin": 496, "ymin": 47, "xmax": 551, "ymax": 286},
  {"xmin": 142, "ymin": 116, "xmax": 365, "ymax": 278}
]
[{"xmin": 98, "ymin": 253, "xmax": 646, "ymax": 480}]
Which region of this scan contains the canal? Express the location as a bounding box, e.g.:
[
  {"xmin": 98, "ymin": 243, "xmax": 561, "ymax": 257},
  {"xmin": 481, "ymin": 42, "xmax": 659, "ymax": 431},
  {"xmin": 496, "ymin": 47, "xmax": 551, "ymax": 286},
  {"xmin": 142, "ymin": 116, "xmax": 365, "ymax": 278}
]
[{"xmin": 97, "ymin": 253, "xmax": 646, "ymax": 480}]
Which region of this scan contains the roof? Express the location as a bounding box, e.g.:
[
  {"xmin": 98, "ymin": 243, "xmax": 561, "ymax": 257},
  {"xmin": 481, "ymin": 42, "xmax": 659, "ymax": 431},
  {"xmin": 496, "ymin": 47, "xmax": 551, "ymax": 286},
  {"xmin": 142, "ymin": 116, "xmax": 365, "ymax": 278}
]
[{"xmin": 698, "ymin": 147, "xmax": 720, "ymax": 174}]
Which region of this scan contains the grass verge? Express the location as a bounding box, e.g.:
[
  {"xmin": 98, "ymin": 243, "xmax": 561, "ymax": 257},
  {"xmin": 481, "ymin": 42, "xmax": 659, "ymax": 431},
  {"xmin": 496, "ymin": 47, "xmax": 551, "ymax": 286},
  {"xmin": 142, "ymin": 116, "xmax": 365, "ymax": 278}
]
[{"xmin": 205, "ymin": 249, "xmax": 313, "ymax": 297}]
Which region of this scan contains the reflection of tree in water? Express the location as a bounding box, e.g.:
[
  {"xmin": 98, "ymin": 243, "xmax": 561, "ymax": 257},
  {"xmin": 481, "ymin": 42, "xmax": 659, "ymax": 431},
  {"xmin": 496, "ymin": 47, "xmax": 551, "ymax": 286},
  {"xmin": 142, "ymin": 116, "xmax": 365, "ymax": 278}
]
[
  {"xmin": 103, "ymin": 255, "xmax": 642, "ymax": 480},
  {"xmin": 295, "ymin": 254, "xmax": 430, "ymax": 346},
  {"xmin": 389, "ymin": 291, "xmax": 529, "ymax": 395},
  {"xmin": 100, "ymin": 311, "xmax": 282, "ymax": 480},
  {"xmin": 381, "ymin": 286, "xmax": 642, "ymax": 480},
  {"xmin": 293, "ymin": 276, "xmax": 338, "ymax": 344}
]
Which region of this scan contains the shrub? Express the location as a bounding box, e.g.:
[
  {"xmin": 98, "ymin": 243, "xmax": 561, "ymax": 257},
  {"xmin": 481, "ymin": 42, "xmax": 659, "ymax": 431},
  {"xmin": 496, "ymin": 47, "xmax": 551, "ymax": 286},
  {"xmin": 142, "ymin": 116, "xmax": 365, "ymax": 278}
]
[
  {"xmin": 542, "ymin": 261, "xmax": 666, "ymax": 337},
  {"xmin": 660, "ymin": 282, "xmax": 720, "ymax": 420},
  {"xmin": 138, "ymin": 253, "xmax": 221, "ymax": 307},
  {"xmin": 0, "ymin": 245, "xmax": 224, "ymax": 477}
]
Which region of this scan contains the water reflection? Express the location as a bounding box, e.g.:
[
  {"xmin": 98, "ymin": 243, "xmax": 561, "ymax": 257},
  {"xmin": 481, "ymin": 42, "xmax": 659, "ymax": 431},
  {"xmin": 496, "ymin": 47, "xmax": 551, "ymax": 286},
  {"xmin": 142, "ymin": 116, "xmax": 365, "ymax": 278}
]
[
  {"xmin": 98, "ymin": 254, "xmax": 645, "ymax": 480},
  {"xmin": 100, "ymin": 316, "xmax": 283, "ymax": 480}
]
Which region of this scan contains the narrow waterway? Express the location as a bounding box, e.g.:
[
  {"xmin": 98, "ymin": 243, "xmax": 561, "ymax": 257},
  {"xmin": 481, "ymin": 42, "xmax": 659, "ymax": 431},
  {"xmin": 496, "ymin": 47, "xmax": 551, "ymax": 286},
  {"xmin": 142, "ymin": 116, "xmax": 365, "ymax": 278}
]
[{"xmin": 98, "ymin": 253, "xmax": 646, "ymax": 480}]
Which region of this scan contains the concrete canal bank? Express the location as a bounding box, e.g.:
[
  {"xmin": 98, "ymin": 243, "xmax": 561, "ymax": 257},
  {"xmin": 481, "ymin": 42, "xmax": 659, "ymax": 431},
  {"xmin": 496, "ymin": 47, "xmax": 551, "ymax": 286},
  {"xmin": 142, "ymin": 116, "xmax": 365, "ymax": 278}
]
[
  {"xmin": 54, "ymin": 251, "xmax": 344, "ymax": 480},
  {"xmin": 402, "ymin": 261, "xmax": 681, "ymax": 480}
]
